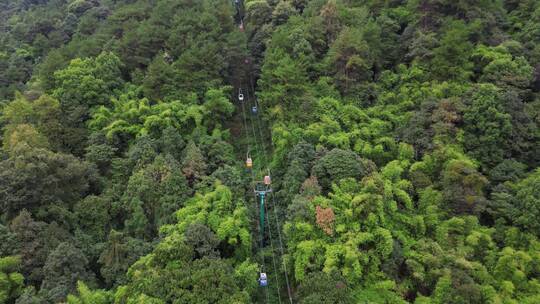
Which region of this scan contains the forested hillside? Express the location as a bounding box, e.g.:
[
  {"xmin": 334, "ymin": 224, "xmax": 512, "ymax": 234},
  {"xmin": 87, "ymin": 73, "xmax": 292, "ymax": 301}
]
[{"xmin": 0, "ymin": 0, "xmax": 539, "ymax": 303}]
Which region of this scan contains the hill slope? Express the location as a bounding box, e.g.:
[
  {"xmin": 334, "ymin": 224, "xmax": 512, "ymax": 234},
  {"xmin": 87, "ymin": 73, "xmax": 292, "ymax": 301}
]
[{"xmin": 0, "ymin": 0, "xmax": 540, "ymax": 303}]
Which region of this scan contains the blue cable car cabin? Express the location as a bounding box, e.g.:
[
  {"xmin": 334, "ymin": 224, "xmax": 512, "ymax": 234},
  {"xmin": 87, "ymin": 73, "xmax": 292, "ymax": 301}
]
[
  {"xmin": 252, "ymin": 106, "xmax": 258, "ymax": 114},
  {"xmin": 259, "ymin": 272, "xmax": 268, "ymax": 287}
]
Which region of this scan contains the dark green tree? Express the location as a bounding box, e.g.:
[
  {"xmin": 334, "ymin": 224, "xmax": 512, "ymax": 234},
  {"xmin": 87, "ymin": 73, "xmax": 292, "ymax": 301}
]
[
  {"xmin": 325, "ymin": 26, "xmax": 378, "ymax": 97},
  {"xmin": 313, "ymin": 148, "xmax": 368, "ymax": 191},
  {"xmin": 0, "ymin": 225, "xmax": 17, "ymax": 257},
  {"xmin": 40, "ymin": 242, "xmax": 94, "ymax": 303},
  {"xmin": 73, "ymin": 196, "xmax": 111, "ymax": 244},
  {"xmin": 441, "ymin": 159, "xmax": 487, "ymax": 215},
  {"xmin": 98, "ymin": 230, "xmax": 152, "ymax": 288},
  {"xmin": 463, "ymin": 84, "xmax": 512, "ymax": 167},
  {"xmin": 297, "ymin": 271, "xmax": 353, "ymax": 304},
  {"xmin": 0, "ymin": 145, "xmax": 98, "ymax": 220},
  {"xmin": 258, "ymin": 47, "xmax": 313, "ymax": 122},
  {"xmin": 181, "ymin": 141, "xmax": 207, "ymax": 187},
  {"xmin": 142, "ymin": 54, "xmax": 175, "ymax": 101},
  {"xmin": 511, "ymin": 169, "xmax": 540, "ymax": 236},
  {"xmin": 431, "ymin": 20, "xmax": 473, "ymax": 81},
  {"xmin": 184, "ymin": 223, "xmax": 220, "ymax": 259},
  {"xmin": 10, "ymin": 211, "xmax": 70, "ymax": 286}
]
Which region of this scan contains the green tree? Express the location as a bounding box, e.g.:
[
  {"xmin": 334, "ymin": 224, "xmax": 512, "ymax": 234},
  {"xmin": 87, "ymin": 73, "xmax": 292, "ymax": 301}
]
[
  {"xmin": 73, "ymin": 196, "xmax": 111, "ymax": 244},
  {"xmin": 52, "ymin": 52, "xmax": 123, "ymax": 153},
  {"xmin": 313, "ymin": 148, "xmax": 368, "ymax": 191},
  {"xmin": 325, "ymin": 26, "xmax": 378, "ymax": 97},
  {"xmin": 1, "ymin": 94, "xmax": 62, "ymax": 152},
  {"xmin": 66, "ymin": 281, "xmax": 112, "ymax": 304},
  {"xmin": 473, "ymin": 44, "xmax": 534, "ymax": 89},
  {"xmin": 13, "ymin": 286, "xmax": 45, "ymax": 304},
  {"xmin": 181, "ymin": 141, "xmax": 207, "ymax": 187},
  {"xmin": 297, "ymin": 271, "xmax": 353, "ymax": 304},
  {"xmin": 9, "ymin": 211, "xmax": 70, "ymax": 286},
  {"xmin": 246, "ymin": 0, "xmax": 272, "ymax": 30},
  {"xmin": 463, "ymin": 84, "xmax": 512, "ymax": 167},
  {"xmin": 0, "ymin": 225, "xmax": 17, "ymax": 258},
  {"xmin": 511, "ymin": 169, "xmax": 540, "ymax": 236},
  {"xmin": 442, "ymin": 158, "xmax": 487, "ymax": 215},
  {"xmin": 0, "ymin": 256, "xmax": 24, "ymax": 304},
  {"xmin": 113, "ymin": 182, "xmax": 256, "ymax": 303},
  {"xmin": 258, "ymin": 47, "xmax": 313, "ymax": 122},
  {"xmin": 281, "ymin": 141, "xmax": 316, "ymax": 201},
  {"xmin": 98, "ymin": 231, "xmax": 152, "ymax": 288},
  {"xmin": 52, "ymin": 53, "xmax": 123, "ymax": 107},
  {"xmin": 142, "ymin": 54, "xmax": 176, "ymax": 101},
  {"xmin": 40, "ymin": 242, "xmax": 94, "ymax": 303},
  {"xmin": 158, "ymin": 126, "xmax": 185, "ymax": 161},
  {"xmin": 3, "ymin": 124, "xmax": 49, "ymax": 155},
  {"xmin": 431, "ymin": 20, "xmax": 473, "ymax": 81},
  {"xmin": 272, "ymin": 0, "xmax": 296, "ymax": 26},
  {"xmin": 122, "ymin": 154, "xmax": 190, "ymax": 238},
  {"xmin": 184, "ymin": 223, "xmax": 220, "ymax": 259},
  {"xmin": 117, "ymin": 255, "xmax": 251, "ymax": 304},
  {"xmin": 0, "ymin": 145, "xmax": 98, "ymax": 220},
  {"xmin": 84, "ymin": 133, "xmax": 118, "ymax": 174},
  {"xmin": 171, "ymin": 182, "xmax": 251, "ymax": 260}
]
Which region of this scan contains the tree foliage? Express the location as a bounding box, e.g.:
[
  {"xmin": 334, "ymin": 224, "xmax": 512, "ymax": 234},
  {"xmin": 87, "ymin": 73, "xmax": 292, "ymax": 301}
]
[
  {"xmin": 0, "ymin": 256, "xmax": 24, "ymax": 304},
  {"xmin": 0, "ymin": 0, "xmax": 539, "ymax": 303}
]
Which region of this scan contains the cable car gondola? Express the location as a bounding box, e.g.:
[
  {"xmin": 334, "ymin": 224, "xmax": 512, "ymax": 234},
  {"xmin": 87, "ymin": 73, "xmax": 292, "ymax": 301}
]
[
  {"xmin": 238, "ymin": 89, "xmax": 244, "ymax": 102},
  {"xmin": 258, "ymin": 272, "xmax": 268, "ymax": 287}
]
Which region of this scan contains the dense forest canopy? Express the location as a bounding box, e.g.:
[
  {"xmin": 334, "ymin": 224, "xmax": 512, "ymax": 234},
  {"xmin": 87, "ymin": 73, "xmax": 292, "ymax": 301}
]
[{"xmin": 0, "ymin": 0, "xmax": 540, "ymax": 303}]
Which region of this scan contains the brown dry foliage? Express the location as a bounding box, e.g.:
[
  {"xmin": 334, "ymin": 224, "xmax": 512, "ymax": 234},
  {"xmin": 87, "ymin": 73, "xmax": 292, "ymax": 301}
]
[{"xmin": 316, "ymin": 205, "xmax": 335, "ymax": 235}]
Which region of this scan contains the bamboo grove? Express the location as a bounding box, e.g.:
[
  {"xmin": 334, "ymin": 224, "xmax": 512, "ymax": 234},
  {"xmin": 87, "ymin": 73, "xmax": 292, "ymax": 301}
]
[{"xmin": 0, "ymin": 0, "xmax": 540, "ymax": 303}]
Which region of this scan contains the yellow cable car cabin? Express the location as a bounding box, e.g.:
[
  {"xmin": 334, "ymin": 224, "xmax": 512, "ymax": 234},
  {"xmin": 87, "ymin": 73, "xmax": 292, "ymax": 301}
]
[{"xmin": 246, "ymin": 157, "xmax": 253, "ymax": 168}]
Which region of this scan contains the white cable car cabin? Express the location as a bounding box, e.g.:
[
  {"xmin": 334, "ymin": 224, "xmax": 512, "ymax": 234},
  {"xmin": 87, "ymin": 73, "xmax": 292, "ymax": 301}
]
[{"xmin": 238, "ymin": 92, "xmax": 244, "ymax": 102}]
